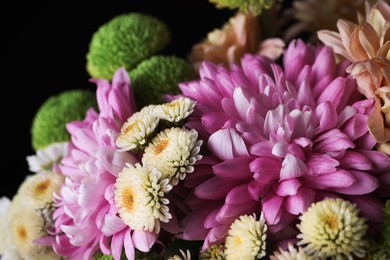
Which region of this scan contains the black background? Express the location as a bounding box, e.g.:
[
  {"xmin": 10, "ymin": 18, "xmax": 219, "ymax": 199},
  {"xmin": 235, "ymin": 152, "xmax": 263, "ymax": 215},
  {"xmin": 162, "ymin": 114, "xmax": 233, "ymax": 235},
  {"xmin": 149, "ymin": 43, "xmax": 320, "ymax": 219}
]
[{"xmin": 2, "ymin": 1, "xmax": 234, "ymax": 198}]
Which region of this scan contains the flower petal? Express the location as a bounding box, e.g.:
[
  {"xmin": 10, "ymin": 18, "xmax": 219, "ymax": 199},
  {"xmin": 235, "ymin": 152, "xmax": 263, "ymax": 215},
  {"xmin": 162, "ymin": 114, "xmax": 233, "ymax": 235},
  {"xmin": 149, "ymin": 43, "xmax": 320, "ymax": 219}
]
[
  {"xmin": 280, "ymin": 154, "xmax": 307, "ymax": 180},
  {"xmin": 132, "ymin": 230, "xmax": 157, "ymax": 252},
  {"xmin": 274, "ymin": 179, "xmax": 301, "ymax": 196},
  {"xmin": 262, "ymin": 190, "xmax": 283, "ymax": 225},
  {"xmin": 332, "ymin": 170, "xmax": 378, "ymax": 195},
  {"xmin": 213, "ymin": 157, "xmax": 253, "ymax": 181},
  {"xmin": 285, "ymin": 187, "xmax": 315, "ymax": 215}
]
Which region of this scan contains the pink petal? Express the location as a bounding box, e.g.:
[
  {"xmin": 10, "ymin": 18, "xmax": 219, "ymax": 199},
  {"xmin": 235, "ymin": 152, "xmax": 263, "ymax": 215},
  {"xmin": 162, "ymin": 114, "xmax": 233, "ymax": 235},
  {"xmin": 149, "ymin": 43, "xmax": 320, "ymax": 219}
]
[
  {"xmin": 96, "ymin": 149, "xmax": 137, "ymax": 177},
  {"xmin": 339, "ymin": 151, "xmax": 372, "ymax": 170},
  {"xmin": 250, "ymin": 141, "xmax": 274, "ymax": 156},
  {"xmin": 213, "ymin": 157, "xmax": 253, "ymax": 181},
  {"xmin": 262, "ymin": 190, "xmax": 283, "ymax": 225},
  {"xmin": 199, "ymin": 61, "xmax": 218, "ymax": 80},
  {"xmin": 204, "ymin": 207, "xmax": 221, "ymax": 229},
  {"xmin": 285, "ymin": 187, "xmax": 315, "ymax": 215},
  {"xmin": 99, "ymin": 236, "xmax": 111, "ymax": 255},
  {"xmin": 250, "ymin": 157, "xmax": 281, "ymax": 183},
  {"xmin": 341, "ymin": 114, "xmax": 369, "ymax": 141},
  {"xmin": 307, "ymin": 153, "xmax": 339, "ymax": 175},
  {"xmin": 314, "ymin": 129, "xmax": 355, "ymax": 153},
  {"xmin": 297, "ymin": 80, "xmax": 315, "ymax": 108},
  {"xmin": 332, "ymin": 170, "xmax": 378, "ymax": 195},
  {"xmin": 280, "ymin": 154, "xmax": 307, "ymax": 180},
  {"xmin": 248, "ymin": 180, "xmax": 269, "ymax": 200},
  {"xmin": 216, "ymin": 201, "xmax": 258, "ymax": 225},
  {"xmin": 182, "ymin": 202, "xmax": 221, "ymax": 240},
  {"xmin": 195, "ymin": 177, "xmax": 240, "ymax": 199},
  {"xmin": 202, "ymin": 112, "xmax": 231, "ymax": 134},
  {"xmin": 311, "ymin": 46, "xmax": 336, "ymax": 83},
  {"xmin": 233, "ymin": 87, "xmax": 251, "ymax": 121},
  {"xmin": 132, "ymin": 230, "xmax": 157, "ymax": 252},
  {"xmin": 111, "ymin": 231, "xmax": 125, "ymax": 260},
  {"xmin": 315, "ymin": 101, "xmax": 338, "ymax": 133},
  {"xmin": 359, "ymin": 150, "xmax": 390, "ymax": 172},
  {"xmin": 124, "ymin": 230, "xmax": 135, "ymax": 260},
  {"xmin": 317, "ymin": 77, "xmax": 350, "ymax": 112},
  {"xmin": 337, "ymin": 106, "xmax": 358, "ymax": 127},
  {"xmin": 225, "ymin": 183, "xmax": 253, "ymax": 204},
  {"xmin": 203, "ymin": 225, "xmax": 230, "ymax": 250},
  {"xmin": 208, "ymin": 128, "xmax": 249, "ymax": 161},
  {"xmin": 101, "ymin": 215, "xmax": 126, "ymax": 236},
  {"xmin": 263, "ymin": 110, "xmax": 282, "ymax": 138},
  {"xmin": 348, "ymin": 195, "xmax": 384, "ymax": 222},
  {"xmin": 274, "ymin": 179, "xmax": 301, "ymax": 196},
  {"xmin": 303, "ymin": 170, "xmax": 355, "ymax": 189}
]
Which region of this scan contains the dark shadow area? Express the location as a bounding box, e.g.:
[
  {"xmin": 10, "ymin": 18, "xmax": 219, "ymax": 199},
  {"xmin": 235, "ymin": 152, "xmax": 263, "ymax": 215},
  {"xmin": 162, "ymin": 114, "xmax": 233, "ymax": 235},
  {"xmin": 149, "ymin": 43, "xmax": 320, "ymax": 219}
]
[{"xmin": 2, "ymin": 1, "xmax": 234, "ymax": 198}]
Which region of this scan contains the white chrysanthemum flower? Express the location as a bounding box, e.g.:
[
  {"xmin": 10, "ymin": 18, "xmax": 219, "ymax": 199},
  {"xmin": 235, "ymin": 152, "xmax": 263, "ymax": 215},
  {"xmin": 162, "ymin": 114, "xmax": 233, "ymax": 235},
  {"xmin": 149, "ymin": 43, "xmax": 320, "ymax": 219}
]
[
  {"xmin": 26, "ymin": 142, "xmax": 68, "ymax": 173},
  {"xmin": 1, "ymin": 247, "xmax": 22, "ymax": 260},
  {"xmin": 225, "ymin": 213, "xmax": 267, "ymax": 260},
  {"xmin": 140, "ymin": 104, "xmax": 159, "ymax": 115},
  {"xmin": 115, "ymin": 164, "xmax": 172, "ymax": 233},
  {"xmin": 18, "ymin": 171, "xmax": 64, "ymax": 208},
  {"xmin": 168, "ymin": 249, "xmax": 192, "ymax": 260},
  {"xmin": 0, "ymin": 197, "xmax": 11, "ymax": 254},
  {"xmin": 270, "ymin": 243, "xmax": 313, "ymax": 260},
  {"xmin": 199, "ymin": 243, "xmax": 226, "ymax": 260},
  {"xmin": 297, "ymin": 198, "xmax": 368, "ymax": 259},
  {"xmin": 116, "ymin": 111, "xmax": 159, "ymax": 152},
  {"xmin": 156, "ymin": 97, "xmax": 196, "ymax": 125},
  {"xmin": 8, "ymin": 196, "xmax": 48, "ymax": 258},
  {"xmin": 142, "ymin": 127, "xmax": 202, "ymax": 185}
]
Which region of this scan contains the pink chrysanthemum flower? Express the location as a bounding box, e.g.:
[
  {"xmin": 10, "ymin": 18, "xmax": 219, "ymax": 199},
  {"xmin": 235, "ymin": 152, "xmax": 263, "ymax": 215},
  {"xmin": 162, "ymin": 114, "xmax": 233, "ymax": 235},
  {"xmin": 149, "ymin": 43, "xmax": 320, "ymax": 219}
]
[
  {"xmin": 179, "ymin": 40, "xmax": 390, "ymax": 250},
  {"xmin": 48, "ymin": 69, "xmax": 158, "ymax": 260}
]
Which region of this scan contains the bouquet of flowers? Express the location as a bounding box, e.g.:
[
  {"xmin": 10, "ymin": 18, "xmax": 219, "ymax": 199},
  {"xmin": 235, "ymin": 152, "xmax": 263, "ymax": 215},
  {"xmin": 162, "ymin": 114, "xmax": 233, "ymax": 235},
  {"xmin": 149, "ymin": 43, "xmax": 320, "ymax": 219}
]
[{"xmin": 1, "ymin": 0, "xmax": 390, "ymax": 259}]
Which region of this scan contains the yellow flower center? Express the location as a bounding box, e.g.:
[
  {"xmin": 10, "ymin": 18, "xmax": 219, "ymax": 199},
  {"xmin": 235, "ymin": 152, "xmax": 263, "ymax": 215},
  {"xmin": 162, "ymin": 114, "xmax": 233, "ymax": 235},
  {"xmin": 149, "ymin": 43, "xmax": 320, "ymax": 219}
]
[
  {"xmin": 154, "ymin": 139, "xmax": 169, "ymax": 155},
  {"xmin": 324, "ymin": 214, "xmax": 339, "ymax": 230},
  {"xmin": 234, "ymin": 236, "xmax": 242, "ymax": 246},
  {"xmin": 166, "ymin": 101, "xmax": 179, "ymax": 108},
  {"xmin": 122, "ymin": 188, "xmax": 135, "ymax": 212},
  {"xmin": 124, "ymin": 121, "xmax": 138, "ymax": 134},
  {"xmin": 17, "ymin": 225, "xmax": 28, "ymax": 242},
  {"xmin": 211, "ymin": 246, "xmax": 223, "ymax": 257},
  {"xmin": 34, "ymin": 179, "xmax": 51, "ymax": 197}
]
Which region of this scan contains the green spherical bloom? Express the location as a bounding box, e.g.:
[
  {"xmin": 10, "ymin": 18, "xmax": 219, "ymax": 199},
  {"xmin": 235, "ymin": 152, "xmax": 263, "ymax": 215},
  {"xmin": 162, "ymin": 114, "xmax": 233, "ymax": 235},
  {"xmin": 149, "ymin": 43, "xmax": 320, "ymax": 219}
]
[
  {"xmin": 87, "ymin": 13, "xmax": 171, "ymax": 80},
  {"xmin": 31, "ymin": 90, "xmax": 97, "ymax": 151},
  {"xmin": 130, "ymin": 56, "xmax": 195, "ymax": 108},
  {"xmin": 385, "ymin": 200, "xmax": 390, "ymax": 254},
  {"xmin": 210, "ymin": 0, "xmax": 276, "ymax": 14}
]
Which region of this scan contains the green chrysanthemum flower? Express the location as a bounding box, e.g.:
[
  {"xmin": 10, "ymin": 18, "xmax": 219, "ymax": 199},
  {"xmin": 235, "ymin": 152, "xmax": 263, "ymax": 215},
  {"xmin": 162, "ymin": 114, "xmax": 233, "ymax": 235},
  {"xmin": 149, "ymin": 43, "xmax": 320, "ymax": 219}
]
[
  {"xmin": 130, "ymin": 56, "xmax": 195, "ymax": 108},
  {"xmin": 31, "ymin": 90, "xmax": 97, "ymax": 151},
  {"xmin": 210, "ymin": 0, "xmax": 276, "ymax": 14},
  {"xmin": 384, "ymin": 200, "xmax": 390, "ymax": 255},
  {"xmin": 87, "ymin": 13, "xmax": 170, "ymax": 80}
]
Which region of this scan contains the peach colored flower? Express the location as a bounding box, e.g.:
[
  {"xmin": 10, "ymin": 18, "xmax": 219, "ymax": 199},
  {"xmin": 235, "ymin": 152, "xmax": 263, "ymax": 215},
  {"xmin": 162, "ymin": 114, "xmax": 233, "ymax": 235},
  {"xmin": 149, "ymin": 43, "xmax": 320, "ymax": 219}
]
[
  {"xmin": 189, "ymin": 12, "xmax": 284, "ymax": 69},
  {"xmin": 284, "ymin": 0, "xmax": 372, "ymax": 42},
  {"xmin": 369, "ymin": 87, "xmax": 390, "ymax": 154},
  {"xmin": 318, "ymin": 1, "xmax": 390, "ymax": 95},
  {"xmin": 318, "ymin": 0, "xmax": 390, "ymax": 153}
]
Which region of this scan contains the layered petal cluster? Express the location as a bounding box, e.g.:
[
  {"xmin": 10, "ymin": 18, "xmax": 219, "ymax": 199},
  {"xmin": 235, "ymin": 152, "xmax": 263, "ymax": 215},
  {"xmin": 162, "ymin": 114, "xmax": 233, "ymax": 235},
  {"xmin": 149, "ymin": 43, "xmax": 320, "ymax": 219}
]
[
  {"xmin": 179, "ymin": 40, "xmax": 390, "ymax": 250},
  {"xmin": 284, "ymin": 0, "xmax": 371, "ymax": 42},
  {"xmin": 189, "ymin": 12, "xmax": 284, "ymax": 69},
  {"xmin": 318, "ymin": 0, "xmax": 390, "ymax": 152},
  {"xmin": 49, "ymin": 69, "xmax": 157, "ymax": 260},
  {"xmin": 318, "ymin": 0, "xmax": 390, "ymax": 96}
]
